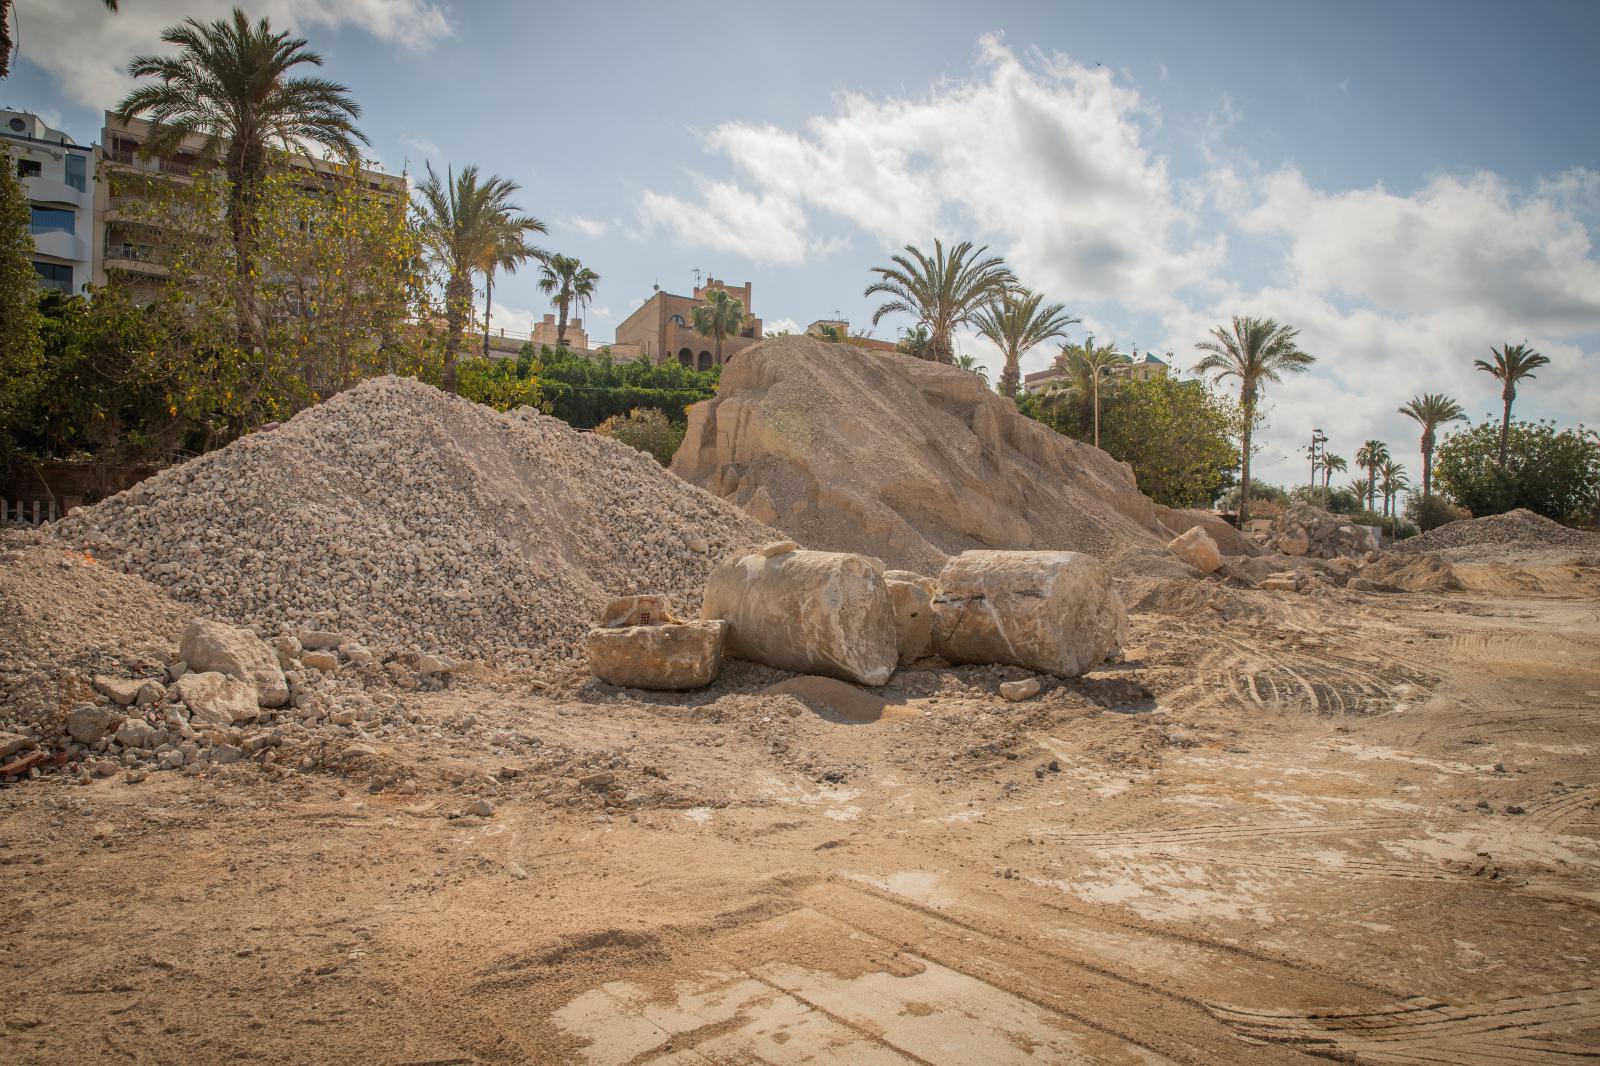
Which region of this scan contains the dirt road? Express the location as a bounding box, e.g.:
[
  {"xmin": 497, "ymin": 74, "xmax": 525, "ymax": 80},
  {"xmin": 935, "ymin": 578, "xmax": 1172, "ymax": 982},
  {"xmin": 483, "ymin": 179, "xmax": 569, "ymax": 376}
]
[{"xmin": 4, "ymin": 576, "xmax": 1598, "ymax": 1064}]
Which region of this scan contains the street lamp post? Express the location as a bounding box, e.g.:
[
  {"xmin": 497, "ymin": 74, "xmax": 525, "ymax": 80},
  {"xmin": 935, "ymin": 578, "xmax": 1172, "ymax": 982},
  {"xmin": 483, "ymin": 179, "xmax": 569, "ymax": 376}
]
[{"xmin": 1308, "ymin": 428, "xmax": 1328, "ymax": 496}]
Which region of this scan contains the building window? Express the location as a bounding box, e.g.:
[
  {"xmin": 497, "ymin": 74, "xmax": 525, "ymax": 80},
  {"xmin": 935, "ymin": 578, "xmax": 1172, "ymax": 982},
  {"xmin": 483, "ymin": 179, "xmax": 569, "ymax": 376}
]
[
  {"xmin": 17, "ymin": 159, "xmax": 41, "ymax": 179},
  {"xmin": 670, "ymin": 314, "xmax": 686, "ymax": 326},
  {"xmin": 64, "ymin": 153, "xmax": 86, "ymax": 192},
  {"xmin": 33, "ymin": 261, "xmax": 72, "ymax": 293},
  {"xmin": 29, "ymin": 206, "xmax": 74, "ymax": 235}
]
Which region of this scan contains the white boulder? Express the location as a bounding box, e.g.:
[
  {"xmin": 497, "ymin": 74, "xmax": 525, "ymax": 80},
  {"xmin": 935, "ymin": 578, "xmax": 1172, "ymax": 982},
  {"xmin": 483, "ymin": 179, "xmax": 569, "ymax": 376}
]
[
  {"xmin": 179, "ymin": 619, "xmax": 289, "ymax": 707},
  {"xmin": 1166, "ymin": 526, "xmax": 1222, "ymax": 573}
]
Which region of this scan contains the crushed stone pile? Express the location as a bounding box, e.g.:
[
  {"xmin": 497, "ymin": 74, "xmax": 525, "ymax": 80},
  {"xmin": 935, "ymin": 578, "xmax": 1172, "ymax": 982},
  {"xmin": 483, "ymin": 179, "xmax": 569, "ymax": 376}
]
[
  {"xmin": 1391, "ymin": 508, "xmax": 1600, "ymax": 564},
  {"xmin": 1262, "ymin": 503, "xmax": 1379, "ymax": 560},
  {"xmin": 50, "ymin": 376, "xmax": 781, "ymax": 665},
  {"xmin": 671, "ymin": 335, "xmax": 1253, "ymax": 577}
]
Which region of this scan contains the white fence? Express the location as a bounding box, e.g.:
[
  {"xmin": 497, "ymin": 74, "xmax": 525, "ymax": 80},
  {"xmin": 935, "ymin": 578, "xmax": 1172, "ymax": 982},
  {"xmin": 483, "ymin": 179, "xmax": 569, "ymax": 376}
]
[{"xmin": 2, "ymin": 498, "xmax": 61, "ymax": 526}]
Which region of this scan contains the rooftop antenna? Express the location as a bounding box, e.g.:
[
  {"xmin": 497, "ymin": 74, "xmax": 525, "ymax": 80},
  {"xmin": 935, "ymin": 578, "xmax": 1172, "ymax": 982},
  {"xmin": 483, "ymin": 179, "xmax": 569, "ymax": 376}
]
[{"xmin": 692, "ymin": 267, "xmax": 703, "ymax": 289}]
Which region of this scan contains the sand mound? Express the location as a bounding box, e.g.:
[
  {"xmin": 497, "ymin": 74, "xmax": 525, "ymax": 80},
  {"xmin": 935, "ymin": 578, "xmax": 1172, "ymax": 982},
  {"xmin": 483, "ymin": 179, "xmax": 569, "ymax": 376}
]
[
  {"xmin": 1393, "ymin": 508, "xmax": 1600, "ymax": 564},
  {"xmin": 51, "ymin": 376, "xmax": 780, "ymax": 664},
  {"xmin": 0, "ymin": 530, "xmax": 189, "ymax": 732},
  {"xmin": 1361, "ymin": 552, "xmax": 1463, "ymax": 592},
  {"xmin": 671, "ymin": 336, "xmax": 1252, "ymax": 576}
]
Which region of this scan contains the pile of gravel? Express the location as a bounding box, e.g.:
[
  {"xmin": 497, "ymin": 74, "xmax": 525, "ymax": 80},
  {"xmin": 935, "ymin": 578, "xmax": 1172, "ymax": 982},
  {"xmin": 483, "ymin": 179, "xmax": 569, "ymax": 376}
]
[
  {"xmin": 1391, "ymin": 508, "xmax": 1599, "ymax": 563},
  {"xmin": 51, "ymin": 376, "xmax": 780, "ymax": 665}
]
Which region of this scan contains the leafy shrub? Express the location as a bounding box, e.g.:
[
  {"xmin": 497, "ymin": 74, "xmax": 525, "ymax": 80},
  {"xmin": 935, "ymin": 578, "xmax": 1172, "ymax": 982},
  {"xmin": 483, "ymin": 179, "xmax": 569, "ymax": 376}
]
[
  {"xmin": 1404, "ymin": 493, "xmax": 1471, "ymax": 532},
  {"xmin": 530, "ymin": 345, "xmax": 718, "ymax": 429},
  {"xmin": 595, "ymin": 407, "xmax": 686, "ymax": 465},
  {"xmin": 455, "ymin": 356, "xmax": 544, "ymax": 412},
  {"xmin": 1434, "ymin": 418, "xmax": 1600, "ymax": 526}
]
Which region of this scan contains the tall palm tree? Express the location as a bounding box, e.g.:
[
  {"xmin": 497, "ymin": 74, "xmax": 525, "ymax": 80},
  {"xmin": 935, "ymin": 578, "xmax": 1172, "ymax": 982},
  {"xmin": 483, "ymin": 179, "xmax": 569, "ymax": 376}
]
[
  {"xmin": 536, "ymin": 254, "xmax": 599, "ymax": 349},
  {"xmin": 1378, "ymin": 459, "xmax": 1409, "ymax": 520},
  {"xmin": 972, "ymin": 288, "xmax": 1079, "ymax": 399},
  {"xmin": 1041, "ymin": 336, "xmax": 1130, "ymax": 447},
  {"xmin": 865, "ymin": 240, "xmax": 1015, "ymax": 365},
  {"xmin": 414, "ymin": 163, "xmax": 531, "ymax": 392},
  {"xmin": 1473, "ymin": 342, "xmax": 1550, "ymax": 468},
  {"xmin": 1193, "ymin": 316, "xmax": 1316, "ymax": 523},
  {"xmin": 115, "ymin": 8, "xmax": 367, "ymax": 345},
  {"xmin": 896, "ymin": 324, "xmax": 931, "ymax": 358},
  {"xmin": 1398, "ymin": 393, "xmax": 1467, "ymax": 505},
  {"xmin": 1355, "ymin": 439, "xmax": 1389, "ymax": 513},
  {"xmin": 1321, "ymin": 453, "xmax": 1347, "ymax": 495},
  {"xmin": 480, "ymin": 215, "xmax": 548, "ymax": 358},
  {"xmin": 690, "ymin": 287, "xmax": 746, "ymax": 365}
]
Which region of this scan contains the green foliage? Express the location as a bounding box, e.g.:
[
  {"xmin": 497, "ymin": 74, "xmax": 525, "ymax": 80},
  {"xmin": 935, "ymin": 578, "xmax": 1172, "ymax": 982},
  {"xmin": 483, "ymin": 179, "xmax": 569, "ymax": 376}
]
[
  {"xmin": 0, "ymin": 151, "xmax": 44, "ymax": 459},
  {"xmin": 454, "ymin": 356, "xmax": 544, "ymax": 412},
  {"xmin": 1218, "ymin": 481, "xmax": 1289, "ymax": 512},
  {"xmin": 533, "ymin": 347, "xmax": 719, "ymax": 429},
  {"xmin": 1032, "ymin": 374, "xmax": 1243, "ymax": 509},
  {"xmin": 1403, "ymin": 492, "xmax": 1471, "ymax": 531},
  {"xmin": 1290, "ymin": 484, "xmax": 1361, "ymax": 514},
  {"xmin": 1434, "ymin": 418, "xmax": 1600, "ymax": 525},
  {"xmin": 865, "ymin": 239, "xmax": 1014, "ymax": 364},
  {"xmin": 1344, "ymin": 509, "xmax": 1413, "ymax": 539},
  {"xmin": 595, "ymin": 407, "xmax": 686, "ymax": 466}
]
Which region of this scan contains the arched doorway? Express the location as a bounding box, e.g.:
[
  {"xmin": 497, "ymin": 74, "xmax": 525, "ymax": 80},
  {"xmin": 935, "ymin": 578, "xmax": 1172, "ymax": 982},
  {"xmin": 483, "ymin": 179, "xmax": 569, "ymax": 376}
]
[
  {"xmin": 678, "ymin": 347, "xmax": 693, "ymax": 367},
  {"xmin": 697, "ymin": 350, "xmax": 713, "ymax": 371}
]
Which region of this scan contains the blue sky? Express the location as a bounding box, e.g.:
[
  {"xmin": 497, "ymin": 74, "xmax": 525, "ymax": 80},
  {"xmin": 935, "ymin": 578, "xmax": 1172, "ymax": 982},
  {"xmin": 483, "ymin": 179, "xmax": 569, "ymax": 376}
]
[{"xmin": 10, "ymin": 0, "xmax": 1599, "ymax": 486}]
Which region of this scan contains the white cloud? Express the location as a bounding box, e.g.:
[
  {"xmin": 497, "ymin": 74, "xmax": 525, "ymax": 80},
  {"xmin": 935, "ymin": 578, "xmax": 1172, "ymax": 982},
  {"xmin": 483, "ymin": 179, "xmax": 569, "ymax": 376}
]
[
  {"xmin": 15, "ymin": 0, "xmax": 451, "ymax": 109},
  {"xmin": 640, "ymin": 178, "xmax": 812, "ymax": 264},
  {"xmin": 568, "ymin": 215, "xmax": 609, "ymax": 237},
  {"xmin": 400, "ymin": 134, "xmax": 442, "ymax": 161},
  {"xmin": 764, "ymin": 318, "xmax": 801, "ymax": 335}
]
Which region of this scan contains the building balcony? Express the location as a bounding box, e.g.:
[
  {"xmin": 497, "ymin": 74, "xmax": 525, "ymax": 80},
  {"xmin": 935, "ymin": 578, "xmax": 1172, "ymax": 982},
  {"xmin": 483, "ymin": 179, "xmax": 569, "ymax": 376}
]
[
  {"xmin": 21, "ymin": 175, "xmax": 90, "ymax": 208},
  {"xmin": 103, "ymin": 247, "xmax": 170, "ymax": 277},
  {"xmin": 30, "ymin": 228, "xmax": 87, "ymax": 263},
  {"xmin": 104, "ymin": 148, "xmax": 200, "ymax": 178}
]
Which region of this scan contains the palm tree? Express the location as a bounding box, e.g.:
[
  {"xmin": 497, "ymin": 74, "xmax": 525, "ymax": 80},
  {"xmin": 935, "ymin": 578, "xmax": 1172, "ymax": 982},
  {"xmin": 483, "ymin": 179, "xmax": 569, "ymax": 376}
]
[
  {"xmin": 953, "ymin": 353, "xmax": 990, "ymax": 386},
  {"xmin": 536, "ymin": 254, "xmax": 599, "ymax": 349},
  {"xmin": 1474, "ymin": 342, "xmax": 1550, "ymax": 467},
  {"xmin": 690, "ymin": 287, "xmax": 746, "ymax": 365},
  {"xmin": 1193, "ymin": 316, "xmax": 1316, "ymax": 524},
  {"xmin": 896, "ymin": 324, "xmax": 931, "ymax": 358},
  {"xmin": 1398, "ymin": 392, "xmax": 1467, "ymax": 504},
  {"xmin": 415, "ymin": 163, "xmax": 531, "ymax": 392},
  {"xmin": 1355, "ymin": 439, "xmax": 1389, "ymax": 513},
  {"xmin": 865, "ymin": 240, "xmax": 1015, "ymax": 365},
  {"xmin": 972, "ymin": 288, "xmax": 1079, "ymax": 399},
  {"xmin": 480, "ymin": 215, "xmax": 548, "ymax": 358},
  {"xmin": 1322, "ymin": 453, "xmax": 1347, "ymax": 495},
  {"xmin": 1041, "ymin": 336, "xmax": 1130, "ymax": 447},
  {"xmin": 1378, "ymin": 459, "xmax": 1409, "ymax": 520},
  {"xmin": 115, "ymin": 8, "xmax": 367, "ymax": 345}
]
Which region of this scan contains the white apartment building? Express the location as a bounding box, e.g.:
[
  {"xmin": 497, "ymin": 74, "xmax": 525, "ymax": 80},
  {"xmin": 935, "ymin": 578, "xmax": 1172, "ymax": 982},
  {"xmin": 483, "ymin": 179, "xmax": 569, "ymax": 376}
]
[{"xmin": 0, "ymin": 109, "xmax": 96, "ymax": 295}]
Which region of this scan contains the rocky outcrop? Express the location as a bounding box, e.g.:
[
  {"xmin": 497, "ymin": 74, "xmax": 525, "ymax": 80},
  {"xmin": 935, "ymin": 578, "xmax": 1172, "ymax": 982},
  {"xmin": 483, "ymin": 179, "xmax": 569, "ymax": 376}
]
[
  {"xmin": 701, "ymin": 544, "xmax": 898, "ymax": 686},
  {"xmin": 931, "ymin": 550, "xmax": 1127, "ymax": 677},
  {"xmin": 671, "ymin": 336, "xmax": 1254, "ymax": 576}
]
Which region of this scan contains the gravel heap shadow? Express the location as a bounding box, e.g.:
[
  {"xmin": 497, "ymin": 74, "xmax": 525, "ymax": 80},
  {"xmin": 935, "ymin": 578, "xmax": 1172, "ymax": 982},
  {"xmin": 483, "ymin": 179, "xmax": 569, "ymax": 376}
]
[{"xmin": 50, "ymin": 377, "xmax": 780, "ymax": 665}]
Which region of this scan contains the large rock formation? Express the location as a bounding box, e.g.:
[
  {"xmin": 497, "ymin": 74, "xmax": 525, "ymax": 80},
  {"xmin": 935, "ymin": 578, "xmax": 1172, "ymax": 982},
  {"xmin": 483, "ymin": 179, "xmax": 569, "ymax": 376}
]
[{"xmin": 672, "ymin": 336, "xmax": 1252, "ymax": 576}]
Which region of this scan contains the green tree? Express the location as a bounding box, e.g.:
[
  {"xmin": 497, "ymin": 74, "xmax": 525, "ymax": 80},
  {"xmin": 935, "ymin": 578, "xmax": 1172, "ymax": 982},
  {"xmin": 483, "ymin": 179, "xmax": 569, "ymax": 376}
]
[
  {"xmin": 1473, "ymin": 342, "xmax": 1551, "ymax": 468},
  {"xmin": 1193, "ymin": 316, "xmax": 1316, "ymax": 523},
  {"xmin": 595, "ymin": 406, "xmax": 687, "ymax": 465},
  {"xmin": 690, "ymin": 286, "xmax": 745, "ymax": 364},
  {"xmin": 0, "ymin": 150, "xmax": 43, "ymax": 459},
  {"xmin": 536, "ymin": 254, "xmax": 599, "ymax": 348},
  {"xmin": 1378, "ymin": 458, "xmax": 1409, "ymax": 519},
  {"xmin": 952, "ymin": 352, "xmax": 990, "ymax": 385},
  {"xmin": 1042, "ymin": 336, "xmax": 1130, "ymax": 448},
  {"xmin": 1398, "ymin": 392, "xmax": 1467, "ymax": 517},
  {"xmin": 532, "ymin": 346, "xmax": 719, "ymax": 428},
  {"xmin": 1083, "ymin": 373, "xmax": 1243, "ymax": 508},
  {"xmin": 1355, "ymin": 439, "xmax": 1389, "ymax": 512},
  {"xmin": 1321, "ymin": 452, "xmax": 1347, "ymax": 494},
  {"xmin": 971, "ymin": 288, "xmax": 1078, "ymax": 399},
  {"xmin": 481, "ymin": 214, "xmax": 548, "ymax": 358},
  {"xmin": 415, "ymin": 163, "xmax": 532, "ymax": 392},
  {"xmin": 115, "ymin": 7, "xmax": 367, "ymax": 346},
  {"xmin": 865, "ymin": 240, "xmax": 1014, "ymax": 365},
  {"xmin": 1434, "ymin": 418, "xmax": 1600, "ymax": 525},
  {"xmin": 896, "ymin": 323, "xmax": 931, "ymax": 358}
]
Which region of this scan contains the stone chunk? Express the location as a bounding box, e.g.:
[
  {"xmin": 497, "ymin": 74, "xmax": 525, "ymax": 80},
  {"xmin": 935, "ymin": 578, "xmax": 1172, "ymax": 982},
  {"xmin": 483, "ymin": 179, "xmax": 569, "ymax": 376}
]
[
  {"xmin": 0, "ymin": 732, "xmax": 37, "ymax": 760},
  {"xmin": 1278, "ymin": 529, "xmax": 1311, "ymax": 556},
  {"xmin": 587, "ymin": 620, "xmax": 727, "ymax": 690},
  {"xmin": 931, "ymin": 551, "xmax": 1127, "ymax": 678},
  {"xmin": 882, "ymin": 570, "xmax": 936, "ymax": 665},
  {"xmin": 114, "ymin": 719, "xmax": 158, "ymax": 749},
  {"xmin": 702, "ymin": 548, "xmax": 898, "ymax": 686},
  {"xmin": 297, "ymin": 629, "xmax": 348, "ymax": 651},
  {"xmin": 92, "ymin": 675, "xmax": 144, "ymax": 706},
  {"xmin": 598, "ymin": 594, "xmax": 678, "ymax": 628},
  {"xmin": 174, "ymin": 671, "xmax": 260, "ymax": 727},
  {"xmin": 301, "ymin": 650, "xmax": 339, "ymax": 673},
  {"xmin": 180, "ymin": 619, "xmax": 289, "ymax": 707},
  {"xmin": 415, "ymin": 653, "xmax": 456, "ymax": 676},
  {"xmin": 1000, "ymin": 677, "xmax": 1041, "ymax": 702},
  {"xmin": 65, "ymin": 704, "xmax": 120, "ymax": 744},
  {"xmin": 1166, "ymin": 526, "xmax": 1222, "ymax": 573}
]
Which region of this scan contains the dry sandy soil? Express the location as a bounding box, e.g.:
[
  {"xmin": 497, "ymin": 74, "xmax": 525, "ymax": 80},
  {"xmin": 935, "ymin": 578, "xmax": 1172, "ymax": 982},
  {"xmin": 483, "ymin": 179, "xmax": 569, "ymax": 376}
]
[{"xmin": 4, "ymin": 566, "xmax": 1599, "ymax": 1064}]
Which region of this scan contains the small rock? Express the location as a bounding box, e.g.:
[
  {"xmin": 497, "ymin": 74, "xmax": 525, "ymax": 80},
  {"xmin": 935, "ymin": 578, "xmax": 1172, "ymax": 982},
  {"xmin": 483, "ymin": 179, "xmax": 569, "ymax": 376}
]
[
  {"xmin": 0, "ymin": 732, "xmax": 38, "ymax": 760},
  {"xmin": 124, "ymin": 768, "xmax": 148, "ymax": 784},
  {"xmin": 65, "ymin": 705, "xmax": 120, "ymax": 745},
  {"xmin": 114, "ymin": 719, "xmax": 158, "ymax": 750},
  {"xmin": 999, "ymin": 677, "xmax": 1041, "ymax": 702},
  {"xmin": 298, "ymin": 630, "xmax": 347, "ymax": 651},
  {"xmin": 416, "ymin": 654, "xmax": 456, "ymax": 677},
  {"xmin": 92, "ymin": 675, "xmax": 145, "ymax": 706},
  {"xmin": 468, "ymin": 798, "xmax": 495, "ymax": 817}
]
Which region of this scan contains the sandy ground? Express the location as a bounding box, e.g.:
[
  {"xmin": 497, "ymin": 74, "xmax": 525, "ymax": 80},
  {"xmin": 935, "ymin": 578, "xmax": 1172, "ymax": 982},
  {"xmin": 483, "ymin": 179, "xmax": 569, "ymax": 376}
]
[{"xmin": 4, "ymin": 570, "xmax": 1599, "ymax": 1064}]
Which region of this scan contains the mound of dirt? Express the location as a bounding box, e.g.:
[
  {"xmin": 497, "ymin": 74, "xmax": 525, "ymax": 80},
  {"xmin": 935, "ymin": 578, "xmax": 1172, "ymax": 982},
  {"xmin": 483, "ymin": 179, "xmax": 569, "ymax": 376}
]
[
  {"xmin": 1360, "ymin": 552, "xmax": 1463, "ymax": 592},
  {"xmin": 51, "ymin": 376, "xmax": 780, "ymax": 665},
  {"xmin": 671, "ymin": 336, "xmax": 1252, "ymax": 576},
  {"xmin": 1392, "ymin": 508, "xmax": 1600, "ymax": 564},
  {"xmin": 0, "ymin": 530, "xmax": 189, "ymax": 733}
]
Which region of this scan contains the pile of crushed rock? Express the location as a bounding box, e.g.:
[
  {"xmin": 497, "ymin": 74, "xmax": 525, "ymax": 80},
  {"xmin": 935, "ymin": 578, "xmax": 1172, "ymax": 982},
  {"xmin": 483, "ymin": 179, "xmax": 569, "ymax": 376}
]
[
  {"xmin": 50, "ymin": 376, "xmax": 779, "ymax": 665},
  {"xmin": 1392, "ymin": 508, "xmax": 1600, "ymax": 563}
]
